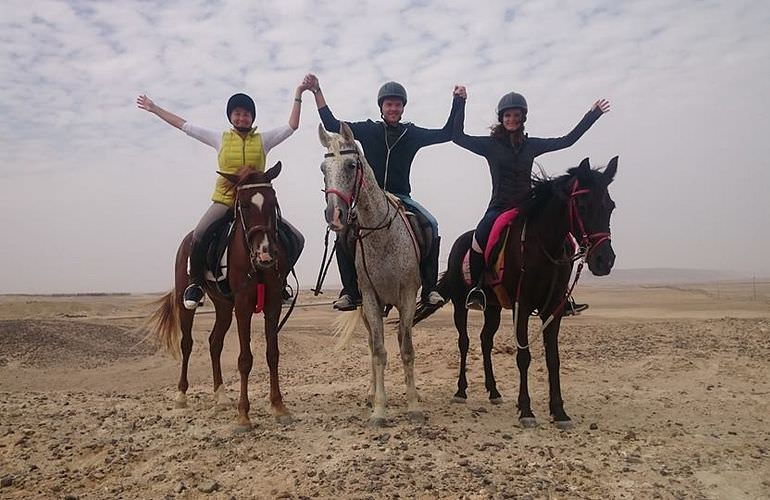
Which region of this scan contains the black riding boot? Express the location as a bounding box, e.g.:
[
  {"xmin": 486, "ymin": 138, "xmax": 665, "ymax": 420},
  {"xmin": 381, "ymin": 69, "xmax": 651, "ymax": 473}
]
[
  {"xmin": 333, "ymin": 231, "xmax": 361, "ymax": 311},
  {"xmin": 420, "ymin": 236, "xmax": 444, "ymax": 306},
  {"xmin": 465, "ymin": 249, "xmax": 486, "ymax": 311},
  {"xmin": 184, "ymin": 239, "xmax": 206, "ymax": 310}
]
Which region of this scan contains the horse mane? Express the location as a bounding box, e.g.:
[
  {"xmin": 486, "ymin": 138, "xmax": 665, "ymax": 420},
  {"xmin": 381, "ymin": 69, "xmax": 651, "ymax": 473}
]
[{"xmin": 520, "ymin": 165, "xmax": 605, "ymax": 218}]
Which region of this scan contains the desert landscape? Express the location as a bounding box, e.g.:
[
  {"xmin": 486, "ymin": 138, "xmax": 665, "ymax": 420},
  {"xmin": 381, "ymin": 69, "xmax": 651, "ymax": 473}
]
[{"xmin": 1, "ymin": 279, "xmax": 768, "ymax": 499}]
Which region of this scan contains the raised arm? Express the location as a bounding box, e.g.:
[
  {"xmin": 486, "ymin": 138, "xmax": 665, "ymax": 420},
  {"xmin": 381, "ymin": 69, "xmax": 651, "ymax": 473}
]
[
  {"xmin": 529, "ymin": 99, "xmax": 610, "ymax": 157},
  {"xmin": 451, "ymin": 87, "xmax": 491, "ymax": 157},
  {"xmin": 136, "ymin": 95, "xmax": 186, "ymax": 130},
  {"xmin": 288, "ymin": 81, "xmax": 309, "ymax": 130},
  {"xmin": 304, "ymin": 73, "xmax": 367, "ymax": 137},
  {"xmin": 409, "ymin": 86, "xmax": 466, "ymax": 147}
]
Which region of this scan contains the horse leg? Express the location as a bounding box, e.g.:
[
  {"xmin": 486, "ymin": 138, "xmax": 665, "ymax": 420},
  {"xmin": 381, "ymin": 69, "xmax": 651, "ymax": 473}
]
[
  {"xmin": 233, "ymin": 297, "xmax": 254, "ymax": 430},
  {"xmin": 362, "ymin": 296, "xmax": 387, "ymax": 427},
  {"xmin": 397, "ymin": 297, "xmax": 423, "ymax": 423},
  {"xmin": 515, "ymin": 307, "xmax": 537, "ymax": 428},
  {"xmin": 264, "ymin": 293, "xmax": 291, "ymax": 422},
  {"xmin": 451, "ymin": 298, "xmax": 470, "ymax": 403},
  {"xmin": 176, "ymin": 290, "xmax": 194, "ymax": 409},
  {"xmin": 481, "ymin": 305, "xmax": 503, "ymax": 404},
  {"xmin": 209, "ymin": 296, "xmax": 234, "ymax": 408},
  {"xmin": 542, "ymin": 316, "xmax": 572, "ymax": 429},
  {"xmin": 362, "ymin": 313, "xmax": 375, "ymax": 408}
]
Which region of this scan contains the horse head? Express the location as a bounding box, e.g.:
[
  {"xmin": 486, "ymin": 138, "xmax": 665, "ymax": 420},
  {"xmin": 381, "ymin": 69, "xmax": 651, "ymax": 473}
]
[
  {"xmin": 566, "ymin": 156, "xmax": 618, "ymax": 276},
  {"xmin": 318, "ymin": 123, "xmax": 364, "ymax": 232},
  {"xmin": 218, "ymin": 162, "xmax": 282, "ymax": 269}
]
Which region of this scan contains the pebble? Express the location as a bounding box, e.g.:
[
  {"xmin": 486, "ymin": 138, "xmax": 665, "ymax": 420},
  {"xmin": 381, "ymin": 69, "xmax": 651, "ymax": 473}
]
[
  {"xmin": 1, "ymin": 476, "xmax": 14, "ymax": 487},
  {"xmin": 589, "ymin": 423, "xmax": 599, "ymax": 430},
  {"xmin": 198, "ymin": 480, "xmax": 219, "ymax": 493}
]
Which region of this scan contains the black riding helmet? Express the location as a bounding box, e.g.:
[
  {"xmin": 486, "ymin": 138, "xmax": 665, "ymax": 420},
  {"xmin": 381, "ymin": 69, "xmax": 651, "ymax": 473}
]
[
  {"xmin": 226, "ymin": 93, "xmax": 256, "ymax": 125},
  {"xmin": 377, "ymin": 81, "xmax": 408, "ymax": 108},
  {"xmin": 496, "ymin": 92, "xmax": 527, "ymax": 123}
]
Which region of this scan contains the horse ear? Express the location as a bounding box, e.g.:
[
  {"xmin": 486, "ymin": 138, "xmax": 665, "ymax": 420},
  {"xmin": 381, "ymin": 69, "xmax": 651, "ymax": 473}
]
[
  {"xmin": 318, "ymin": 123, "xmax": 331, "ymax": 148},
  {"xmin": 265, "ymin": 161, "xmax": 282, "ymax": 182},
  {"xmin": 578, "ymin": 157, "xmax": 591, "ymax": 172},
  {"xmin": 217, "ymin": 171, "xmax": 240, "ymax": 185},
  {"xmin": 340, "ymin": 122, "xmax": 355, "ymax": 144},
  {"xmin": 604, "ymin": 156, "xmax": 618, "ymax": 183}
]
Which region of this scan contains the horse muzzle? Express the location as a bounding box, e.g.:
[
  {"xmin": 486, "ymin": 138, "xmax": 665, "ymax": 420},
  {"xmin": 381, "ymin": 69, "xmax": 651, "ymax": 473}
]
[
  {"xmin": 587, "ymin": 241, "xmax": 615, "ymax": 276},
  {"xmin": 324, "ymin": 201, "xmax": 348, "ymax": 232}
]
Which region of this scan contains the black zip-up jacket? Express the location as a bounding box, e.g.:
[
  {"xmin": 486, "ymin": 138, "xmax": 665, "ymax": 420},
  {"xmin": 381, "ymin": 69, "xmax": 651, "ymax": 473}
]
[
  {"xmin": 452, "ymin": 98, "xmax": 603, "ymax": 210},
  {"xmin": 319, "ymin": 97, "xmax": 463, "ymax": 196}
]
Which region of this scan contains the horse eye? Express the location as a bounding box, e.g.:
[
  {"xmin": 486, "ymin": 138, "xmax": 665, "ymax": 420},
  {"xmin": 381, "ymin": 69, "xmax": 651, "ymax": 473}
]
[{"xmin": 346, "ymin": 161, "xmax": 357, "ymax": 170}]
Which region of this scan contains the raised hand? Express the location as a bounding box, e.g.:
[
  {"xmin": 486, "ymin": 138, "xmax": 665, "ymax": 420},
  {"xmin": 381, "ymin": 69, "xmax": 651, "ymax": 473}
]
[
  {"xmin": 303, "ymin": 73, "xmax": 320, "ymax": 92},
  {"xmin": 453, "ymin": 85, "xmax": 467, "ymax": 99},
  {"xmin": 136, "ymin": 94, "xmax": 156, "ymax": 113},
  {"xmin": 592, "ymin": 99, "xmax": 610, "ymax": 114}
]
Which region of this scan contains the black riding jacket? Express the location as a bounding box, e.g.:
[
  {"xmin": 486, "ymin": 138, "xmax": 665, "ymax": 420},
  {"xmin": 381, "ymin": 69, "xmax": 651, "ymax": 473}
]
[
  {"xmin": 452, "ymin": 98, "xmax": 603, "ymax": 210},
  {"xmin": 319, "ymin": 98, "xmax": 463, "ymax": 196}
]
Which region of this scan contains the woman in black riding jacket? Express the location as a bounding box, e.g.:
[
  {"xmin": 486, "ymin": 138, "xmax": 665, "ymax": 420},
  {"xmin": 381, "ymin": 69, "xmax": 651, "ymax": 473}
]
[{"xmin": 452, "ymin": 85, "xmax": 610, "ymax": 311}]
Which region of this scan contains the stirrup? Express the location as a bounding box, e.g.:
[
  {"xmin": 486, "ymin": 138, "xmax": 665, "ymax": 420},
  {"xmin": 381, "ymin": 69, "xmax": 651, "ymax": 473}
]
[
  {"xmin": 465, "ymin": 287, "xmax": 486, "ymax": 312},
  {"xmin": 183, "ymin": 284, "xmax": 205, "ymax": 310}
]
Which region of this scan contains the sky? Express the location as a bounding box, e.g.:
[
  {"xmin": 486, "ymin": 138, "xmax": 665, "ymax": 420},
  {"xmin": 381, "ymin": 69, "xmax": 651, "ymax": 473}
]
[{"xmin": 1, "ymin": 0, "xmax": 769, "ymax": 294}]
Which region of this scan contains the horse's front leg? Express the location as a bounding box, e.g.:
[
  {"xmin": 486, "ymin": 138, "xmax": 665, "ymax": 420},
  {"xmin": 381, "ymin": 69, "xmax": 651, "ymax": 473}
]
[
  {"xmin": 176, "ymin": 292, "xmax": 195, "ymax": 409},
  {"xmin": 264, "ymin": 288, "xmax": 290, "ymax": 422},
  {"xmin": 361, "ymin": 295, "xmax": 387, "ymax": 427},
  {"xmin": 451, "ymin": 299, "xmax": 470, "ymax": 403},
  {"xmin": 481, "ymin": 305, "xmax": 503, "ymax": 404},
  {"xmin": 397, "ymin": 296, "xmax": 423, "ymax": 423},
  {"xmin": 514, "ymin": 305, "xmax": 537, "ymax": 428},
  {"xmin": 542, "ymin": 315, "xmax": 572, "ymax": 429},
  {"xmin": 233, "ymin": 295, "xmax": 255, "ymax": 431}
]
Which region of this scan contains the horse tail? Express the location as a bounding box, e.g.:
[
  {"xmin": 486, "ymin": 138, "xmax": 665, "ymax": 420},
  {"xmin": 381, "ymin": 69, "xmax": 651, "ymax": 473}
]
[
  {"xmin": 145, "ymin": 289, "xmax": 181, "ymax": 360},
  {"xmin": 332, "ymin": 309, "xmax": 363, "ymax": 350},
  {"xmin": 414, "ymin": 230, "xmax": 474, "ymax": 326}
]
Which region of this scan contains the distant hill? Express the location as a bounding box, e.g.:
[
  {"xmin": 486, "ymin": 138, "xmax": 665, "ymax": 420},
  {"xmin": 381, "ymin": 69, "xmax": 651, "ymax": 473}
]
[{"xmin": 581, "ymin": 268, "xmax": 761, "ymax": 285}]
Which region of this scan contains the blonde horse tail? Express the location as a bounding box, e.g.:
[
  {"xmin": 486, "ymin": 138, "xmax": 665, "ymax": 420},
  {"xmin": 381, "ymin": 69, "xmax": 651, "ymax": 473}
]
[
  {"xmin": 145, "ymin": 289, "xmax": 181, "ymax": 360},
  {"xmin": 332, "ymin": 309, "xmax": 362, "ymax": 350}
]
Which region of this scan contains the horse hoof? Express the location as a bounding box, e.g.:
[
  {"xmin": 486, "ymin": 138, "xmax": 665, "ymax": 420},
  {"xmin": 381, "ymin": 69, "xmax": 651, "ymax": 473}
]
[
  {"xmin": 451, "ymin": 396, "xmax": 467, "ymax": 404},
  {"xmin": 489, "ymin": 397, "xmax": 504, "ymax": 405},
  {"xmin": 275, "ymin": 414, "xmax": 294, "ymax": 425},
  {"xmin": 174, "ymin": 394, "xmax": 188, "ymax": 409},
  {"xmin": 369, "ymin": 417, "xmax": 387, "ymax": 428},
  {"xmin": 406, "ymin": 411, "xmax": 425, "ymax": 424},
  {"xmin": 519, "ymin": 417, "xmax": 538, "ymax": 428},
  {"xmin": 232, "ymin": 423, "xmax": 252, "ymax": 434},
  {"xmin": 554, "ymin": 419, "xmax": 574, "ymax": 430}
]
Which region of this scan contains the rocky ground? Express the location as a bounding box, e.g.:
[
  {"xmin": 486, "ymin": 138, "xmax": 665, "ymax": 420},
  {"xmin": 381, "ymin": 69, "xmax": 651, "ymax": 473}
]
[{"xmin": 0, "ymin": 284, "xmax": 768, "ymax": 499}]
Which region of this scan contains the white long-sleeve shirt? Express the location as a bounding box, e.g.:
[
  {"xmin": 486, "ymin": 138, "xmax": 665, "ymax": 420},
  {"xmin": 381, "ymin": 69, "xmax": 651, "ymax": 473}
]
[{"xmin": 181, "ymin": 122, "xmax": 294, "ymax": 154}]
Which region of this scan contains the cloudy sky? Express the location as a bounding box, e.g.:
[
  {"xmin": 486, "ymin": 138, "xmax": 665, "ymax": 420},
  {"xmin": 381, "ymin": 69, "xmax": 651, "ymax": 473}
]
[{"xmin": 1, "ymin": 0, "xmax": 768, "ymax": 293}]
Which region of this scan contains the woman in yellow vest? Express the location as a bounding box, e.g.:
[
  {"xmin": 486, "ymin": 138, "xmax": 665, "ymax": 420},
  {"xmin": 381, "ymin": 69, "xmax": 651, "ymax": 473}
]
[{"xmin": 136, "ymin": 84, "xmax": 308, "ymax": 309}]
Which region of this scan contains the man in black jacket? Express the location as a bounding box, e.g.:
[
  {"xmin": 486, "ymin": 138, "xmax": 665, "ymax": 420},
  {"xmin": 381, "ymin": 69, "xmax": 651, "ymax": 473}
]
[{"xmin": 305, "ymin": 73, "xmax": 462, "ymax": 310}]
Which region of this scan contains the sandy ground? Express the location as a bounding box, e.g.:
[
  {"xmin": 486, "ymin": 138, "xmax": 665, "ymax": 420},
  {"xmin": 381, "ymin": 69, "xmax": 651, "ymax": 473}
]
[{"xmin": 0, "ymin": 283, "xmax": 768, "ymax": 499}]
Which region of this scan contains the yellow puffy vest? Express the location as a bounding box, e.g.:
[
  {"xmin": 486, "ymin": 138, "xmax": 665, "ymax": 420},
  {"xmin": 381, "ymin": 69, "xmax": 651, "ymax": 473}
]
[{"xmin": 213, "ymin": 129, "xmax": 265, "ymax": 206}]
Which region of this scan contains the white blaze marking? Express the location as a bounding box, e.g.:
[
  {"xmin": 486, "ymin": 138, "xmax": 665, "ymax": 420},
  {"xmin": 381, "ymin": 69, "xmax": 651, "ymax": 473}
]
[{"xmin": 251, "ymin": 193, "xmax": 264, "ymax": 210}]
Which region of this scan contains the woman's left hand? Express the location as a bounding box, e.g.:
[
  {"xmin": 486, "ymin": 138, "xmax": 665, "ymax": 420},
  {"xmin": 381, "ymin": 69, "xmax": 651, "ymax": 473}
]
[{"xmin": 592, "ymin": 99, "xmax": 611, "ymax": 114}]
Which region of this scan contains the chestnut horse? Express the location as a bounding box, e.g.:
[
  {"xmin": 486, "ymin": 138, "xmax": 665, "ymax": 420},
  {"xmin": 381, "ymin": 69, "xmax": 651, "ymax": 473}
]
[
  {"xmin": 414, "ymin": 157, "xmax": 618, "ymax": 429},
  {"xmin": 146, "ymin": 163, "xmax": 292, "ymax": 430}
]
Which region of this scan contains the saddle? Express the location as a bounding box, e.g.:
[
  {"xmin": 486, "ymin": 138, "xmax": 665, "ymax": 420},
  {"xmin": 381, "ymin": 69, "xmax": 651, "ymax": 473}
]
[
  {"xmin": 383, "ymin": 193, "xmax": 433, "ymax": 262},
  {"xmin": 202, "ymin": 215, "xmax": 302, "ymax": 297}
]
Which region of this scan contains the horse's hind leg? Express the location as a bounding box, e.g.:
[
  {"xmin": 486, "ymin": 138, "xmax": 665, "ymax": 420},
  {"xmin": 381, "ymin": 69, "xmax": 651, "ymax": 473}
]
[
  {"xmin": 452, "ymin": 298, "xmax": 469, "ymax": 403},
  {"xmin": 209, "ymin": 296, "xmax": 234, "ymax": 408},
  {"xmin": 176, "ymin": 294, "xmax": 194, "ymax": 409},
  {"xmin": 481, "ymin": 305, "xmax": 503, "ymax": 404},
  {"xmin": 397, "ymin": 298, "xmax": 423, "ymax": 423},
  {"xmin": 542, "ymin": 316, "xmax": 572, "ymax": 429}
]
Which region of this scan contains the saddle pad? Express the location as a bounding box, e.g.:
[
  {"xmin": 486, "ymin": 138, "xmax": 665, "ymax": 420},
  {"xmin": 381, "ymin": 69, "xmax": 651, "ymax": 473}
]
[{"xmin": 484, "ymin": 208, "xmax": 520, "ymax": 263}]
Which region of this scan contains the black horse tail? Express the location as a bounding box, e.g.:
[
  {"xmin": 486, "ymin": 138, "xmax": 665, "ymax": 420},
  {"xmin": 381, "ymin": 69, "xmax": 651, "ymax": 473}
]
[{"xmin": 414, "ymin": 230, "xmax": 474, "ymax": 326}]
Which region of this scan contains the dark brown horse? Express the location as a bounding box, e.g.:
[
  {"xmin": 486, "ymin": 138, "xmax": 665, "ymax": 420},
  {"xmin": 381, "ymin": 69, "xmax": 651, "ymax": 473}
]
[
  {"xmin": 146, "ymin": 162, "xmax": 291, "ymax": 430},
  {"xmin": 415, "ymin": 157, "xmax": 618, "ymax": 429}
]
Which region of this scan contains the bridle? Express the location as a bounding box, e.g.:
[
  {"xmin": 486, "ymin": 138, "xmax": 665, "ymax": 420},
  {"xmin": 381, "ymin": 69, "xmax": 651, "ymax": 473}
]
[
  {"xmin": 566, "ymin": 178, "xmax": 611, "ymax": 260},
  {"xmin": 235, "ymin": 182, "xmax": 280, "ymax": 271},
  {"xmin": 322, "ymin": 149, "xmax": 365, "ymax": 224}
]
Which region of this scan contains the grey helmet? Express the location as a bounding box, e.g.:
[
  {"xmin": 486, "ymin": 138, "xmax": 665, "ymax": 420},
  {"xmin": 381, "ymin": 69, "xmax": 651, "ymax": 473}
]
[
  {"xmin": 377, "ymin": 81, "xmax": 408, "ymax": 107},
  {"xmin": 496, "ymin": 92, "xmax": 528, "ymax": 122}
]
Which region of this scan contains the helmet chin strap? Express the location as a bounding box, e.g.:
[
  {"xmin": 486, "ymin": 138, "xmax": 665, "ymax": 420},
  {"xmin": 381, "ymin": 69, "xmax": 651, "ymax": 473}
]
[{"xmin": 235, "ymin": 126, "xmax": 252, "ymax": 133}]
